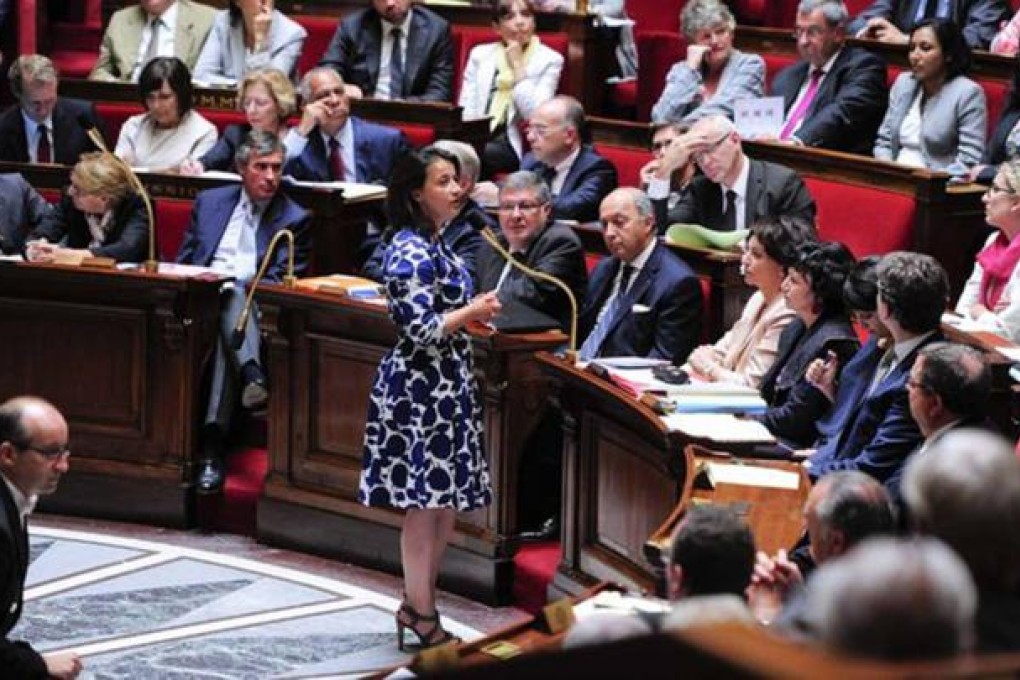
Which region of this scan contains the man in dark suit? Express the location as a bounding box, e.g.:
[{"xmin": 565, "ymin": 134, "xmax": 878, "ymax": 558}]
[
  {"xmin": 177, "ymin": 131, "xmax": 311, "ymax": 493},
  {"xmin": 475, "ymin": 169, "xmax": 588, "ymax": 334},
  {"xmin": 770, "ymin": 0, "xmax": 888, "ymax": 154},
  {"xmin": 0, "ymin": 55, "xmax": 103, "ymax": 166},
  {"xmin": 849, "ymin": 0, "xmax": 1009, "ymax": 49},
  {"xmin": 0, "ymin": 397, "xmax": 82, "ymax": 678},
  {"xmin": 318, "ymin": 0, "xmax": 453, "ymax": 102},
  {"xmin": 806, "ymin": 252, "xmax": 948, "ymax": 484},
  {"xmin": 0, "ymin": 173, "xmax": 52, "ymax": 255},
  {"xmin": 520, "ymin": 95, "xmax": 618, "ymax": 223},
  {"xmin": 578, "ymin": 187, "xmax": 702, "ymax": 363},
  {"xmin": 660, "ymin": 115, "xmax": 816, "ymax": 234}
]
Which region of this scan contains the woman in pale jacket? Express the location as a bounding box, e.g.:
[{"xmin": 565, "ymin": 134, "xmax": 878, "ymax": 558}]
[
  {"xmin": 874, "ymin": 18, "xmax": 985, "ymax": 178},
  {"xmin": 459, "ymin": 0, "xmax": 563, "ymax": 177},
  {"xmin": 650, "ymin": 0, "xmax": 764, "ymax": 124}
]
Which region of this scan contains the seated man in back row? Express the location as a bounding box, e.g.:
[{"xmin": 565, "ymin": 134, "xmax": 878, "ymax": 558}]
[
  {"xmin": 655, "ymin": 115, "xmax": 816, "ymax": 234},
  {"xmin": 177, "ymin": 130, "xmax": 311, "ymax": 493}
]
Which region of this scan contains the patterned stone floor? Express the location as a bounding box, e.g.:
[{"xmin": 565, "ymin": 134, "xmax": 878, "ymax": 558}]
[{"xmin": 14, "ymin": 516, "xmax": 528, "ymax": 679}]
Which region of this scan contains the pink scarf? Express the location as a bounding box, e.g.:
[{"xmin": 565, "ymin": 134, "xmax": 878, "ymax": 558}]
[{"xmin": 977, "ymin": 231, "xmax": 1020, "ymax": 309}]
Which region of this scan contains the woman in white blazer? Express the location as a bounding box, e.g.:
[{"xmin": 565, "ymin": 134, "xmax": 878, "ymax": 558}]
[
  {"xmin": 193, "ymin": 0, "xmax": 307, "ymax": 86},
  {"xmin": 458, "ymin": 0, "xmax": 563, "ymax": 177},
  {"xmin": 874, "ymin": 18, "xmax": 986, "ymax": 178}
]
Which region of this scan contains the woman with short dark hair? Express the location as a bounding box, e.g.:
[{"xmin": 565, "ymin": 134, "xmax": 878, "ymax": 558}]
[{"xmin": 114, "ymin": 57, "xmax": 217, "ymax": 170}]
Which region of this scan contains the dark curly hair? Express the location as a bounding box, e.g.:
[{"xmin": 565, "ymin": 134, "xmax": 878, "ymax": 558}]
[
  {"xmin": 749, "ymin": 215, "xmax": 818, "ymax": 270},
  {"xmin": 792, "ymin": 241, "xmax": 856, "ymax": 317},
  {"xmin": 383, "ymin": 146, "xmax": 461, "ymax": 241}
]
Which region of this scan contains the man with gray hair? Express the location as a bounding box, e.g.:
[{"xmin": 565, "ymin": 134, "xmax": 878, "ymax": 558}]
[
  {"xmin": 660, "ymin": 114, "xmax": 816, "ymax": 233},
  {"xmin": 177, "ymin": 130, "xmax": 311, "ymax": 493},
  {"xmin": 578, "ymin": 187, "xmax": 701, "ymax": 362},
  {"xmin": 902, "ymin": 428, "xmax": 1020, "ymax": 652},
  {"xmin": 769, "ymin": 0, "xmax": 887, "ymax": 153},
  {"xmin": 0, "ymin": 54, "xmax": 103, "ymax": 165},
  {"xmin": 804, "ymin": 537, "xmax": 977, "ymax": 660}
]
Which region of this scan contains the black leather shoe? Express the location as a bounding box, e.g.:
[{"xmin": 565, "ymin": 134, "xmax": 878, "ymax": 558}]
[
  {"xmin": 240, "ymin": 361, "xmax": 268, "ymax": 410},
  {"xmin": 518, "ymin": 516, "xmax": 560, "ymax": 542},
  {"xmin": 196, "ymin": 457, "xmax": 225, "ymax": 494}
]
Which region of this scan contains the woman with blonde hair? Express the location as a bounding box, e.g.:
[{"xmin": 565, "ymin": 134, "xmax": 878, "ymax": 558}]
[{"xmin": 26, "ymin": 151, "xmax": 147, "ymax": 263}]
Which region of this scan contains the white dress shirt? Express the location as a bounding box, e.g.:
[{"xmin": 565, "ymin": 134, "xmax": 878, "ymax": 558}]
[
  {"xmin": 721, "ymin": 155, "xmax": 750, "ymax": 232},
  {"xmin": 210, "ymin": 192, "xmax": 264, "ymax": 282},
  {"xmin": 131, "ymin": 1, "xmax": 179, "ymax": 81},
  {"xmin": 375, "ymin": 13, "xmax": 413, "ymax": 100}
]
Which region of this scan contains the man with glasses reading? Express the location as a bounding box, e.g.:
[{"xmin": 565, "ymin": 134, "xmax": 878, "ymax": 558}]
[
  {"xmin": 0, "ymin": 397, "xmax": 82, "ymax": 678},
  {"xmin": 770, "ymin": 0, "xmax": 887, "ymax": 154},
  {"xmin": 660, "ymin": 114, "xmax": 816, "ymax": 234}
]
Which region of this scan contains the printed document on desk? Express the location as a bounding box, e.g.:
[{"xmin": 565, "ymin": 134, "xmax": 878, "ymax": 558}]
[{"xmin": 663, "ymin": 413, "xmax": 776, "ymax": 443}]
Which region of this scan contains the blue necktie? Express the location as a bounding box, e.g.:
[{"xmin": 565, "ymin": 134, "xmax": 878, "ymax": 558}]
[
  {"xmin": 579, "ymin": 264, "xmax": 634, "ymax": 361},
  {"xmin": 389, "ymin": 28, "xmax": 404, "ymax": 99}
]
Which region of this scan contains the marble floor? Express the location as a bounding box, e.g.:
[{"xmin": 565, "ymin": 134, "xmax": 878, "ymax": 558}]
[{"xmin": 15, "ymin": 515, "xmax": 529, "ymax": 679}]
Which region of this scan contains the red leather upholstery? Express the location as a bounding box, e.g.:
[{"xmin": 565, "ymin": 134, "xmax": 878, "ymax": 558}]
[
  {"xmin": 293, "ymin": 15, "xmax": 340, "ymax": 78},
  {"xmin": 628, "ymin": 0, "xmax": 683, "ymax": 33},
  {"xmin": 95, "ymin": 102, "xmax": 145, "ymax": 143},
  {"xmin": 593, "ymin": 142, "xmax": 647, "ymax": 187},
  {"xmin": 38, "ymin": 188, "xmax": 62, "ymax": 203},
  {"xmin": 761, "ymin": 52, "xmax": 799, "ymax": 91},
  {"xmin": 635, "ymin": 31, "xmax": 686, "ymax": 121},
  {"xmin": 155, "ymin": 198, "xmax": 194, "ymax": 262},
  {"xmin": 804, "ymin": 177, "xmax": 916, "ymax": 256}
]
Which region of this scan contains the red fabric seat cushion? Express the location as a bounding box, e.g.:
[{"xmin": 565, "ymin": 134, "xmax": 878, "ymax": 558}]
[
  {"xmin": 49, "ymin": 51, "xmax": 99, "ymax": 79},
  {"xmin": 804, "ymin": 177, "xmax": 916, "ymax": 256},
  {"xmin": 202, "ymin": 109, "xmax": 247, "ymax": 135},
  {"xmin": 593, "ymin": 142, "xmax": 647, "ymax": 187},
  {"xmin": 293, "ymin": 15, "xmax": 340, "ymax": 78},
  {"xmin": 95, "ymin": 102, "xmax": 145, "ymax": 144},
  {"xmin": 762, "ymin": 53, "xmax": 799, "ymax": 92},
  {"xmin": 155, "ymin": 199, "xmax": 194, "ymax": 262},
  {"xmin": 636, "ymin": 31, "xmax": 685, "ymax": 121}
]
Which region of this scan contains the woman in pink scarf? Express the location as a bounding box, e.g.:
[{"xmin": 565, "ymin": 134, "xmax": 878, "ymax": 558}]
[{"xmin": 956, "ymin": 159, "xmax": 1020, "ymax": 342}]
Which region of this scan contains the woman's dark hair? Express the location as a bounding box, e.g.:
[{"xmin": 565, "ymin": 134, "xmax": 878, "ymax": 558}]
[
  {"xmin": 911, "ymin": 18, "xmax": 971, "ymax": 81},
  {"xmin": 492, "ymin": 0, "xmax": 535, "ymax": 23},
  {"xmin": 843, "ymin": 254, "xmax": 881, "ymax": 312},
  {"xmin": 792, "ymin": 241, "xmax": 856, "ymax": 317},
  {"xmin": 749, "ymin": 215, "xmax": 817, "ymax": 270},
  {"xmin": 138, "ymin": 56, "xmax": 194, "ymax": 117},
  {"xmin": 384, "ymin": 146, "xmax": 461, "ymax": 240}
]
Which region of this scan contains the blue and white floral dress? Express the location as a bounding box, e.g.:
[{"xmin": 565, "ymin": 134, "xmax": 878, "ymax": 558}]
[{"xmin": 360, "ymin": 227, "xmax": 492, "ymax": 511}]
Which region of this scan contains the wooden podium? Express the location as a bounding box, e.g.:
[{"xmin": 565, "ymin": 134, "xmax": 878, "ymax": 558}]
[{"xmin": 254, "ymin": 284, "xmax": 566, "ymax": 605}]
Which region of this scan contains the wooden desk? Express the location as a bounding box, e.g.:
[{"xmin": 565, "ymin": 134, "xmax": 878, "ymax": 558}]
[
  {"xmin": 0, "ymin": 262, "xmax": 223, "ymax": 527},
  {"xmin": 255, "ymin": 284, "xmax": 566, "ymax": 605},
  {"xmin": 0, "ymin": 161, "xmax": 382, "ymax": 275}
]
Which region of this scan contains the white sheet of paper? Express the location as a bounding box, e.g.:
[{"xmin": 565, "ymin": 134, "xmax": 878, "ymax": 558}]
[
  {"xmin": 703, "ymin": 461, "xmax": 799, "ymax": 490},
  {"xmin": 735, "ymin": 97, "xmax": 784, "ymax": 139},
  {"xmin": 662, "ymin": 413, "xmax": 776, "ymax": 443}
]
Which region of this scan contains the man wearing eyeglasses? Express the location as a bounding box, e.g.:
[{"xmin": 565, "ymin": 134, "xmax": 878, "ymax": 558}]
[
  {"xmin": 660, "ymin": 114, "xmax": 816, "ymax": 234},
  {"xmin": 770, "ymin": 0, "xmax": 887, "ymax": 154},
  {"xmin": 0, "ymin": 397, "xmax": 82, "ymax": 679}
]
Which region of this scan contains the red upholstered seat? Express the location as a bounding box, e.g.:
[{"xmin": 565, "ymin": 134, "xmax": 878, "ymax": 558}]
[
  {"xmin": 803, "ymin": 177, "xmax": 916, "ymax": 256},
  {"xmin": 390, "ymin": 123, "xmax": 434, "ymax": 147},
  {"xmin": 593, "ymin": 142, "xmax": 647, "ymax": 187},
  {"xmin": 634, "ymin": 31, "xmax": 686, "ymax": 121},
  {"xmin": 981, "ymin": 78, "xmax": 1009, "ymax": 140},
  {"xmin": 293, "ymin": 15, "xmax": 340, "ymax": 78},
  {"xmin": 584, "ymin": 251, "xmax": 603, "ymax": 273},
  {"xmin": 762, "ymin": 53, "xmax": 799, "ymax": 91},
  {"xmin": 155, "ymin": 199, "xmax": 194, "ymax": 262},
  {"xmin": 50, "ymin": 51, "xmax": 99, "ymax": 79},
  {"xmin": 95, "ymin": 102, "xmax": 145, "ymax": 144},
  {"xmin": 39, "ymin": 188, "xmax": 62, "ymax": 203},
  {"xmin": 202, "ymin": 109, "xmax": 247, "ymax": 135},
  {"xmin": 629, "ymin": 0, "xmax": 682, "ymax": 33}
]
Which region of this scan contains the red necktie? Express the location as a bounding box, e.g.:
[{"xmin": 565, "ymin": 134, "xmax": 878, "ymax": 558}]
[
  {"xmin": 328, "ymin": 138, "xmax": 345, "ymax": 181},
  {"xmin": 37, "ymin": 124, "xmax": 51, "ymax": 164}
]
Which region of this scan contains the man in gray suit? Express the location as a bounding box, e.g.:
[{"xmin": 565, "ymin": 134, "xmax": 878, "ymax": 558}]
[
  {"xmin": 656, "ymin": 114, "xmax": 816, "ymax": 233},
  {"xmin": 849, "ymin": 0, "xmax": 1009, "ymax": 49},
  {"xmin": 0, "ymin": 174, "xmax": 52, "ymax": 256}
]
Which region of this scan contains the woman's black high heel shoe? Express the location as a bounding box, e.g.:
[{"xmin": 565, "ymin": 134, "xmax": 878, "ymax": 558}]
[{"xmin": 396, "ymin": 602, "xmax": 458, "ymax": 651}]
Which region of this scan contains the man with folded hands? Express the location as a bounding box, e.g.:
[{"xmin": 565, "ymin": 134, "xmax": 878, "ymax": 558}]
[{"xmin": 578, "ymin": 187, "xmax": 702, "ymax": 363}]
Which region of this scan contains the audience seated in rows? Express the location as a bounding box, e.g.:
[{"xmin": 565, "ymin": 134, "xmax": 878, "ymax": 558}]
[
  {"xmin": 0, "ymin": 55, "xmax": 102, "ymax": 166},
  {"xmin": 0, "ymin": 173, "xmax": 51, "ymax": 256},
  {"xmin": 758, "ymin": 242, "xmax": 858, "ymax": 447},
  {"xmin": 176, "ymin": 130, "xmax": 311, "ymax": 494},
  {"xmin": 458, "ymin": 0, "xmax": 564, "ymax": 178},
  {"xmin": 683, "ymin": 216, "xmax": 813, "ymax": 388},
  {"xmin": 318, "ymin": 0, "xmax": 453, "ymax": 102},
  {"xmin": 874, "ymin": 18, "xmax": 985, "ymax": 177},
  {"xmin": 902, "ymin": 428, "xmax": 1020, "ymax": 653},
  {"xmin": 363, "ymin": 140, "xmax": 490, "ymax": 283},
  {"xmin": 849, "ymin": 0, "xmax": 1009, "ymax": 49},
  {"xmin": 26, "ymin": 152, "xmax": 148, "ymax": 264},
  {"xmin": 577, "ymin": 187, "xmax": 702, "ymax": 363},
  {"xmin": 770, "ymin": 0, "xmax": 888, "ymax": 154},
  {"xmin": 970, "ymin": 51, "xmax": 1020, "ymax": 184},
  {"xmin": 655, "ymin": 115, "xmax": 817, "ymax": 234},
  {"xmin": 182, "ymin": 68, "xmax": 296, "ymax": 176},
  {"xmin": 114, "ymin": 57, "xmax": 217, "ymax": 171},
  {"xmin": 955, "ymin": 160, "xmax": 1020, "ymax": 342},
  {"xmin": 650, "ymin": 0, "xmax": 765, "ymax": 125},
  {"xmin": 91, "ymin": 0, "xmax": 217, "ymax": 82},
  {"xmin": 193, "ymin": 0, "xmax": 307, "ymax": 87},
  {"xmin": 805, "ymin": 251, "xmax": 948, "ymax": 484}
]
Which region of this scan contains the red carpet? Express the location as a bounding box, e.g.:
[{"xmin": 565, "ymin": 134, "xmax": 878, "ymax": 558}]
[
  {"xmin": 512, "ymin": 541, "xmax": 561, "ymax": 614},
  {"xmin": 197, "ymin": 447, "xmax": 268, "ymax": 537}
]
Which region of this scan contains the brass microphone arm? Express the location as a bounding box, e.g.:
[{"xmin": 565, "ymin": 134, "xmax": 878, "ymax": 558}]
[
  {"xmin": 86, "ymin": 128, "xmax": 159, "ymax": 272},
  {"xmin": 232, "ymin": 228, "xmax": 297, "ymax": 349},
  {"xmin": 479, "ymin": 226, "xmax": 578, "ymax": 358}
]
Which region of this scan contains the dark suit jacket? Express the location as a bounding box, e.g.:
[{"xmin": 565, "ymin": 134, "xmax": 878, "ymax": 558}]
[
  {"xmin": 848, "ymin": 0, "xmax": 1009, "ymax": 49},
  {"xmin": 283, "ymin": 117, "xmax": 409, "ymax": 184},
  {"xmin": 978, "ymin": 99, "xmax": 1020, "ymax": 184},
  {"xmin": 759, "ymin": 315, "xmax": 858, "ymax": 448},
  {"xmin": 522, "ymin": 145, "xmax": 618, "ymax": 223},
  {"xmin": 362, "ymin": 199, "xmax": 490, "ymax": 283},
  {"xmin": 31, "ymin": 192, "xmax": 148, "ymax": 262},
  {"xmin": 808, "ymin": 332, "xmax": 943, "ymax": 483},
  {"xmin": 662, "ymin": 158, "xmax": 816, "ymax": 234},
  {"xmin": 475, "ymin": 220, "xmax": 588, "ymax": 332},
  {"xmin": 318, "ymin": 5, "xmax": 454, "ymax": 102},
  {"xmin": 578, "ymin": 242, "xmax": 702, "ymax": 363},
  {"xmin": 0, "ymin": 97, "xmax": 103, "ymax": 165},
  {"xmin": 0, "ymin": 479, "xmax": 48, "ymax": 678},
  {"xmin": 198, "ymin": 122, "xmax": 249, "ymax": 172},
  {"xmin": 770, "ymin": 46, "xmax": 888, "ymax": 155},
  {"xmin": 176, "ymin": 185, "xmax": 311, "ymax": 281},
  {"xmin": 0, "ymin": 173, "xmax": 52, "ymax": 255}
]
